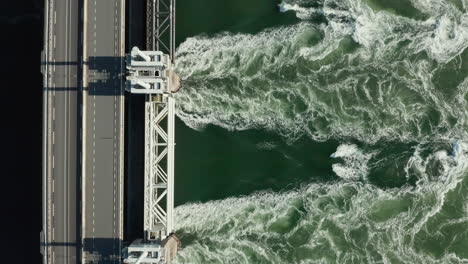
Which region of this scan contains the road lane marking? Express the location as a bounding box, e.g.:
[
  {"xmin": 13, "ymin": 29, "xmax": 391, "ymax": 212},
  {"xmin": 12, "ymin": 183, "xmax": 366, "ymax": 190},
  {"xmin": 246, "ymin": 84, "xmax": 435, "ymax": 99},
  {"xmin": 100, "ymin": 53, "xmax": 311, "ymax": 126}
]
[
  {"xmin": 81, "ymin": 0, "xmax": 88, "ymax": 261},
  {"xmin": 92, "ymin": 85, "xmax": 96, "ymax": 251},
  {"xmin": 44, "ymin": 1, "xmax": 53, "ymax": 261},
  {"xmin": 64, "ymin": 0, "xmax": 71, "ymax": 261}
]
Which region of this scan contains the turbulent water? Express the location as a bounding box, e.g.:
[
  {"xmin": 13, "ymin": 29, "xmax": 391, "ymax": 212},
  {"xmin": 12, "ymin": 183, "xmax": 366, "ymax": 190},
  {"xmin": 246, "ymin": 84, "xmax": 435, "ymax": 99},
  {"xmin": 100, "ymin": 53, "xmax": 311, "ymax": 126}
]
[{"xmin": 172, "ymin": 0, "xmax": 468, "ymax": 263}]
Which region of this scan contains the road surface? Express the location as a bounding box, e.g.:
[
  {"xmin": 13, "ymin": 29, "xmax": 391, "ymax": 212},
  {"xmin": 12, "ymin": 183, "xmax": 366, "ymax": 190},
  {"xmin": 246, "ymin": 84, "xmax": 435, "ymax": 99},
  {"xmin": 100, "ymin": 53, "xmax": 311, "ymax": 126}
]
[
  {"xmin": 42, "ymin": 0, "xmax": 80, "ymax": 263},
  {"xmin": 82, "ymin": 0, "xmax": 125, "ymax": 263}
]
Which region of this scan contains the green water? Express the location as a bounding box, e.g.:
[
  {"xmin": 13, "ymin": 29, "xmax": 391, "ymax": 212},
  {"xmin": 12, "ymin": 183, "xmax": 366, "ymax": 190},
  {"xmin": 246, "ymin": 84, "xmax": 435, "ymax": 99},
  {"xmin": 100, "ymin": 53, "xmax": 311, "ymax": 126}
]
[{"xmin": 173, "ymin": 0, "xmax": 468, "ymax": 263}]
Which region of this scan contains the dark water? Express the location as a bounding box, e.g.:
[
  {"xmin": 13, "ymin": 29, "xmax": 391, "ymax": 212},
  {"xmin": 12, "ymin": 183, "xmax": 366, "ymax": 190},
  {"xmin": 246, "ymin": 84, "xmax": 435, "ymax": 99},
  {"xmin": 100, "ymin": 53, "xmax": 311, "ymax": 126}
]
[
  {"xmin": 1, "ymin": 0, "xmax": 44, "ymax": 263},
  {"xmin": 173, "ymin": 0, "xmax": 468, "ymax": 263}
]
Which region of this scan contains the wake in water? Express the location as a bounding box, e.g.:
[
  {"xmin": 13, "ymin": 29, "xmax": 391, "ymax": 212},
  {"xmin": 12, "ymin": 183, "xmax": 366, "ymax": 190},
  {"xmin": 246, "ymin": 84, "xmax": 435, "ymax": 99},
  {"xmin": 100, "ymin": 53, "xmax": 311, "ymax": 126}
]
[
  {"xmin": 175, "ymin": 0, "xmax": 468, "ymax": 144},
  {"xmin": 174, "ymin": 142, "xmax": 468, "ymax": 264},
  {"xmin": 173, "ymin": 0, "xmax": 468, "ymax": 262}
]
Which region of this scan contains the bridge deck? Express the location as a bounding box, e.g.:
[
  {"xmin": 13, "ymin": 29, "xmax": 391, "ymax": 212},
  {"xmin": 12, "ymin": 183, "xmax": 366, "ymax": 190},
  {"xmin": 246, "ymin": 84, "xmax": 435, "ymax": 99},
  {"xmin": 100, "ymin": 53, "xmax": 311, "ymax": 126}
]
[
  {"xmin": 82, "ymin": 0, "xmax": 125, "ymax": 263},
  {"xmin": 42, "ymin": 0, "xmax": 80, "ymax": 263}
]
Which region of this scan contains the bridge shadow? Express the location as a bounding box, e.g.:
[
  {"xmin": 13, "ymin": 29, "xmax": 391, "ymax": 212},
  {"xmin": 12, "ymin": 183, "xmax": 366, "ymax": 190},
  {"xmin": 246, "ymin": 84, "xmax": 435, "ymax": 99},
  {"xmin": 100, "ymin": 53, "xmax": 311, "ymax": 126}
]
[
  {"xmin": 41, "ymin": 242, "xmax": 79, "ymax": 247},
  {"xmin": 41, "ymin": 61, "xmax": 79, "ymax": 66},
  {"xmin": 83, "ymin": 238, "xmax": 123, "ymax": 263},
  {"xmin": 42, "ymin": 56, "xmax": 126, "ymax": 96},
  {"xmin": 43, "ymin": 87, "xmax": 80, "ymax": 91},
  {"xmin": 87, "ymin": 56, "xmax": 125, "ymax": 96}
]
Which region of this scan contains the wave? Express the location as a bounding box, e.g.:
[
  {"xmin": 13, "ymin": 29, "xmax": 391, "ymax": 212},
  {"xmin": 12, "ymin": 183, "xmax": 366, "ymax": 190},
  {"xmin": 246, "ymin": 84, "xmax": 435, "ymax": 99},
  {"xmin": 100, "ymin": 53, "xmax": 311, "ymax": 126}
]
[
  {"xmin": 175, "ymin": 0, "xmax": 468, "ymax": 144},
  {"xmin": 174, "ymin": 141, "xmax": 468, "ymax": 263},
  {"xmin": 171, "ymin": 1, "xmax": 468, "ymax": 262}
]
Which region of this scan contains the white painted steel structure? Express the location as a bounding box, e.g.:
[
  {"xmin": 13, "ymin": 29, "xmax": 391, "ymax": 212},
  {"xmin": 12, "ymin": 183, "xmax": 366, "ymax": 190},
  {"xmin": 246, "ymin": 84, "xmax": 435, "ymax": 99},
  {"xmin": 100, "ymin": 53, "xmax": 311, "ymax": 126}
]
[
  {"xmin": 126, "ymin": 47, "xmax": 172, "ymax": 94},
  {"xmin": 144, "ymin": 0, "xmax": 177, "ymax": 244},
  {"xmin": 124, "ymin": 0, "xmax": 177, "ymax": 262},
  {"xmin": 144, "ymin": 94, "xmax": 175, "ymax": 240}
]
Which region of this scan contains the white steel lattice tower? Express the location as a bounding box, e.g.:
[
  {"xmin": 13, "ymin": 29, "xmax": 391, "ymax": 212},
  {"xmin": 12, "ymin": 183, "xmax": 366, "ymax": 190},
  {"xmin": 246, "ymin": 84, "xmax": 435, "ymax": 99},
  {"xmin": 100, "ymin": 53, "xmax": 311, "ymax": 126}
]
[
  {"xmin": 144, "ymin": 94, "xmax": 175, "ymax": 240},
  {"xmin": 124, "ymin": 0, "xmax": 180, "ymax": 262}
]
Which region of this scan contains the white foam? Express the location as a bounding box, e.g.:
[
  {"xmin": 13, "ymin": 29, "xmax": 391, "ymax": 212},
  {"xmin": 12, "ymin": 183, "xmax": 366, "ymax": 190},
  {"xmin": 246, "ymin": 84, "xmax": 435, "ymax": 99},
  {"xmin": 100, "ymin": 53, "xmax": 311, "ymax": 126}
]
[
  {"xmin": 175, "ymin": 0, "xmax": 468, "ymax": 144},
  {"xmin": 278, "ymin": 1, "xmax": 320, "ymax": 20},
  {"xmin": 427, "ymin": 14, "xmax": 468, "ymax": 63},
  {"xmin": 173, "ymin": 142, "xmax": 468, "ymax": 263},
  {"xmin": 331, "ymin": 144, "xmax": 373, "ymax": 180},
  {"xmin": 330, "ymin": 144, "xmax": 359, "ymax": 158}
]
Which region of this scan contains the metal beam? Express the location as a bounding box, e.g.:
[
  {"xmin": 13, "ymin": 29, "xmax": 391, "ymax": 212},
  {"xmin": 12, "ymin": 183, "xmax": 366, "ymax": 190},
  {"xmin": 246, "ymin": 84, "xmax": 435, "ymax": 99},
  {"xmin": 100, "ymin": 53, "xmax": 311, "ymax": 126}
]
[
  {"xmin": 124, "ymin": 0, "xmax": 177, "ymax": 262},
  {"xmin": 144, "ymin": 94, "xmax": 175, "ymax": 240}
]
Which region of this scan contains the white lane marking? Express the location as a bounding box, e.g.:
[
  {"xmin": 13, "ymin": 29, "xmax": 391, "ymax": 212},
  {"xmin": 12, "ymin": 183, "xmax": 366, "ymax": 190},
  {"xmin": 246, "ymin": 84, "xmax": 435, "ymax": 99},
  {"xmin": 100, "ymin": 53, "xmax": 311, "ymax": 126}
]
[
  {"xmin": 64, "ymin": 0, "xmax": 71, "ymax": 261},
  {"xmin": 112, "ymin": 3, "xmax": 118, "ymax": 256},
  {"xmin": 52, "ymin": 131, "xmax": 55, "ymax": 145},
  {"xmin": 53, "ymin": 35, "xmax": 56, "ymax": 49},
  {"xmin": 52, "ymin": 155, "xmax": 55, "ymax": 169},
  {"xmin": 90, "ymin": 1, "xmax": 97, "ymax": 252},
  {"xmin": 118, "ymin": 1, "xmax": 124, "ymax": 257},
  {"xmin": 52, "ymin": 203, "xmax": 55, "ymax": 216},
  {"xmin": 92, "ymin": 79, "xmax": 96, "ymax": 251},
  {"xmin": 53, "ymin": 107, "xmax": 55, "ymax": 121},
  {"xmin": 81, "ymin": 0, "xmax": 88, "ymax": 260}
]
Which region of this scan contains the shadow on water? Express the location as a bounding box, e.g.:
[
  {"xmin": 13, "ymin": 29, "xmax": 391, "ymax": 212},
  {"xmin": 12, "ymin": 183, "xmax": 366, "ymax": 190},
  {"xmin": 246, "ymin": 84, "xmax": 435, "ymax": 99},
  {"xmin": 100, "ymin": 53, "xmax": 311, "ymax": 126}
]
[{"xmin": 124, "ymin": 93, "xmax": 145, "ymax": 243}]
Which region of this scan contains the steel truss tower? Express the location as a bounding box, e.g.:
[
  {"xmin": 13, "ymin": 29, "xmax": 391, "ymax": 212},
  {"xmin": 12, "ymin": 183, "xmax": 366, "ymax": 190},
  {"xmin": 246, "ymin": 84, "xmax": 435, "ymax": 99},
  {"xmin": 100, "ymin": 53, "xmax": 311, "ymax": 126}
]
[
  {"xmin": 145, "ymin": 0, "xmax": 177, "ymax": 242},
  {"xmin": 147, "ymin": 0, "xmax": 176, "ymax": 58},
  {"xmin": 144, "ymin": 94, "xmax": 175, "ymax": 240},
  {"xmin": 124, "ymin": 0, "xmax": 179, "ymax": 263}
]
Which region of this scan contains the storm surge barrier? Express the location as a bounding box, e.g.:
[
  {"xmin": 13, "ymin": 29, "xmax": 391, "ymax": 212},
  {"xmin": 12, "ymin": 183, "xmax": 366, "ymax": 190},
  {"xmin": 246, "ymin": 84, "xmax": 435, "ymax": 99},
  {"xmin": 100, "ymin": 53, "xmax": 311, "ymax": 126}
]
[{"xmin": 124, "ymin": 0, "xmax": 181, "ymax": 263}]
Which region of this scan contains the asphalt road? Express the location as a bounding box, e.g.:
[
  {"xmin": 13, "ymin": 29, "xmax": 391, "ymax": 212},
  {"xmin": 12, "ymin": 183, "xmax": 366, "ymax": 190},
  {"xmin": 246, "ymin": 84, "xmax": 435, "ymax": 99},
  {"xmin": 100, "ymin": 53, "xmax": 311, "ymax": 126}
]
[
  {"xmin": 42, "ymin": 0, "xmax": 80, "ymax": 263},
  {"xmin": 82, "ymin": 0, "xmax": 125, "ymax": 263}
]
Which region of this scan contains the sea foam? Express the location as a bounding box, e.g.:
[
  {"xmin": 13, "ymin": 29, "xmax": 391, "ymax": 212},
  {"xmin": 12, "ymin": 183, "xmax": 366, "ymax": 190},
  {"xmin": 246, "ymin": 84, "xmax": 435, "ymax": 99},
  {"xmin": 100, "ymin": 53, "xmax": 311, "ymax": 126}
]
[
  {"xmin": 175, "ymin": 0, "xmax": 468, "ymax": 144},
  {"xmin": 174, "ymin": 141, "xmax": 468, "ymax": 263}
]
